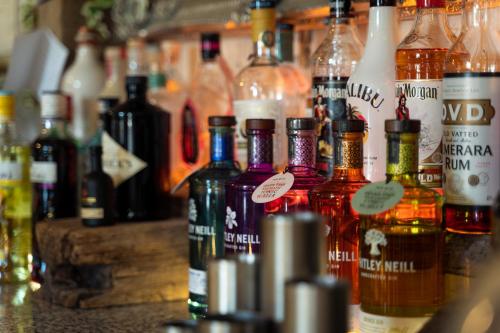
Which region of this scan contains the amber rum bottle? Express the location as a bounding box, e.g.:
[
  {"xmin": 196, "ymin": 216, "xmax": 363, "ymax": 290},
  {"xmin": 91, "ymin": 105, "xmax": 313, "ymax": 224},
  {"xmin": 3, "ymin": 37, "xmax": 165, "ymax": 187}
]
[
  {"xmin": 359, "ymin": 120, "xmax": 443, "ymax": 333},
  {"xmin": 396, "ymin": 0, "xmax": 455, "ymax": 189}
]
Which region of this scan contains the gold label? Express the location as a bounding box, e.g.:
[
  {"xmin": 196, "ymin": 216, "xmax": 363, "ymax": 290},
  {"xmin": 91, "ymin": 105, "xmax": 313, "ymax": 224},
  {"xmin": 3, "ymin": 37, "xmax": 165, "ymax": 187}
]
[
  {"xmin": 442, "ymin": 99, "xmax": 496, "ymax": 125},
  {"xmin": 251, "ymin": 8, "xmax": 276, "ymax": 44},
  {"xmin": 81, "ymin": 207, "xmax": 104, "ymax": 219}
]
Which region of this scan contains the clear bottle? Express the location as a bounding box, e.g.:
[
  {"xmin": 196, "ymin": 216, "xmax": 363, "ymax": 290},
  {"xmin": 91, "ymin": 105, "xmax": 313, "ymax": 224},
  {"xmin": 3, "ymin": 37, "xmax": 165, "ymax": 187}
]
[
  {"xmin": 359, "ymin": 120, "xmax": 443, "ymax": 332},
  {"xmin": 265, "ymin": 118, "xmax": 325, "ymax": 214},
  {"xmin": 100, "ymin": 46, "xmax": 126, "ymax": 101},
  {"xmin": 225, "ymin": 119, "xmax": 276, "ymax": 254},
  {"xmin": 312, "ymin": 0, "xmax": 364, "ymax": 177},
  {"xmin": 188, "ymin": 116, "xmax": 241, "ymax": 315},
  {"xmin": 0, "ymin": 91, "xmax": 32, "ymax": 283},
  {"xmin": 396, "ymin": 0, "xmax": 455, "ymax": 189},
  {"xmin": 233, "ymin": 0, "xmax": 286, "ymax": 170},
  {"xmin": 442, "ymin": 0, "xmax": 500, "ymax": 234},
  {"xmin": 346, "ymin": 0, "xmax": 398, "ymax": 182}
]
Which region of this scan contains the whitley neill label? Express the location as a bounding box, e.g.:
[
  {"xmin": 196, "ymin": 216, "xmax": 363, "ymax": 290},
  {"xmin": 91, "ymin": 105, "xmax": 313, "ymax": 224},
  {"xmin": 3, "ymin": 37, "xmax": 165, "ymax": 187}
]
[{"xmin": 224, "ymin": 206, "xmax": 262, "ymax": 253}]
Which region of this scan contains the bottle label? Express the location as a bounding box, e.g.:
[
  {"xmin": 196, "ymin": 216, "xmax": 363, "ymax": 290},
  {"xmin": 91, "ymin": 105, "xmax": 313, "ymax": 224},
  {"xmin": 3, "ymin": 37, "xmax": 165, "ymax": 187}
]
[
  {"xmin": 443, "ymin": 74, "xmax": 500, "ymax": 206},
  {"xmin": 81, "ymin": 207, "xmax": 104, "ymax": 219},
  {"xmin": 251, "ymin": 172, "xmax": 294, "ymax": 203},
  {"xmin": 189, "ymin": 268, "xmax": 207, "ymax": 296},
  {"xmin": 233, "ymin": 99, "xmax": 284, "ymax": 168},
  {"xmin": 31, "ymin": 161, "xmax": 57, "ymax": 183},
  {"xmin": 360, "ymin": 311, "xmax": 429, "ymax": 333},
  {"xmin": 102, "ymin": 132, "xmax": 147, "ymax": 187},
  {"xmin": 0, "ymin": 162, "xmax": 22, "ymax": 181},
  {"xmin": 352, "ymin": 182, "xmax": 404, "ymax": 215},
  {"xmin": 395, "ymin": 79, "xmax": 443, "ymax": 188},
  {"xmin": 312, "ymin": 77, "xmax": 348, "ymax": 173},
  {"xmin": 224, "ymin": 205, "xmax": 261, "ymax": 252}
]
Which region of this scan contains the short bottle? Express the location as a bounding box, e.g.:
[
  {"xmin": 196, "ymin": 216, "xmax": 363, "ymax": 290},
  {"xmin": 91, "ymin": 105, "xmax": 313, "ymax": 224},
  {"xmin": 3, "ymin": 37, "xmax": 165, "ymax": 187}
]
[
  {"xmin": 310, "ymin": 119, "xmax": 369, "ymax": 308},
  {"xmin": 225, "ymin": 119, "xmax": 276, "ymax": 254},
  {"xmin": 359, "ymin": 120, "xmax": 443, "ymax": 332},
  {"xmin": 265, "ymin": 118, "xmax": 325, "ymax": 214},
  {"xmin": 81, "ymin": 146, "xmax": 114, "ymax": 227},
  {"xmin": 188, "ymin": 116, "xmax": 241, "ymax": 315}
]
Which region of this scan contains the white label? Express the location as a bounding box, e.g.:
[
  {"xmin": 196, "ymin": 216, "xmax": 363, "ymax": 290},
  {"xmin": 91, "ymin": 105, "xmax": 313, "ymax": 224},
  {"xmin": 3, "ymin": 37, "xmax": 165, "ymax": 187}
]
[
  {"xmin": 352, "ymin": 182, "xmax": 404, "ymax": 215},
  {"xmin": 443, "ymin": 75, "xmax": 499, "ymax": 206},
  {"xmin": 31, "ymin": 161, "xmax": 57, "ymax": 183},
  {"xmin": 102, "ymin": 132, "xmax": 147, "ymax": 187},
  {"xmin": 396, "ymin": 80, "xmax": 443, "ymax": 187},
  {"xmin": 81, "ymin": 207, "xmax": 104, "ymax": 219},
  {"xmin": 0, "ymin": 162, "xmax": 22, "ymax": 181},
  {"xmin": 360, "ymin": 311, "xmax": 429, "ymax": 333},
  {"xmin": 233, "ymin": 99, "xmax": 285, "ymax": 168},
  {"xmin": 251, "ymin": 172, "xmax": 294, "ymax": 203},
  {"xmin": 189, "ymin": 268, "xmax": 207, "ymax": 296}
]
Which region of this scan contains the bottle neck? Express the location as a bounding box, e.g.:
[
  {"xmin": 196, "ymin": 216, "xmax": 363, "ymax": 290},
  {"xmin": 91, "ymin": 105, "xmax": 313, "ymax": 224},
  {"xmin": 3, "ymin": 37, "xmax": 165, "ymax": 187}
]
[
  {"xmin": 106, "ymin": 56, "xmax": 122, "ymax": 81},
  {"xmin": 365, "ymin": 7, "xmax": 397, "ymax": 52},
  {"xmin": 90, "ymin": 154, "xmax": 103, "ymax": 172},
  {"xmin": 386, "ymin": 132, "xmax": 419, "ymax": 184},
  {"xmin": 210, "ymin": 127, "xmax": 235, "ymax": 163},
  {"xmin": 413, "ymin": 6, "xmax": 451, "ymax": 37},
  {"xmin": 327, "ymin": 17, "xmax": 356, "ymax": 38},
  {"xmin": 247, "ymin": 130, "xmax": 274, "ymax": 171},
  {"xmin": 251, "ymin": 7, "xmax": 278, "ymax": 64},
  {"xmin": 41, "ymin": 118, "xmax": 66, "ymax": 136},
  {"xmin": 287, "ymin": 129, "xmax": 317, "ymax": 175},
  {"xmin": 0, "ymin": 120, "xmax": 15, "ymax": 141},
  {"xmin": 126, "ymin": 77, "xmax": 148, "ymax": 101},
  {"xmin": 333, "ymin": 132, "xmax": 365, "ymax": 180},
  {"xmin": 76, "ymin": 44, "xmax": 100, "ymax": 63}
]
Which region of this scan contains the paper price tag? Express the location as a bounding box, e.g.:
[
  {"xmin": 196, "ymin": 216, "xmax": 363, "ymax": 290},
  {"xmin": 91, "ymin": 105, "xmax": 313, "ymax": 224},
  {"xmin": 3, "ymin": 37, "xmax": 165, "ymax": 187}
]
[
  {"xmin": 251, "ymin": 172, "xmax": 294, "ymax": 203},
  {"xmin": 352, "ymin": 181, "xmax": 404, "ymax": 215}
]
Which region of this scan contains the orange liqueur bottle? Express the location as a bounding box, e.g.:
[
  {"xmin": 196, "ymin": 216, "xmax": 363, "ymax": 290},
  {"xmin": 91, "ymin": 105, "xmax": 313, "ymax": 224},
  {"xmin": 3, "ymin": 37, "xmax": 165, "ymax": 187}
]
[{"xmin": 395, "ymin": 0, "xmax": 455, "ymax": 189}]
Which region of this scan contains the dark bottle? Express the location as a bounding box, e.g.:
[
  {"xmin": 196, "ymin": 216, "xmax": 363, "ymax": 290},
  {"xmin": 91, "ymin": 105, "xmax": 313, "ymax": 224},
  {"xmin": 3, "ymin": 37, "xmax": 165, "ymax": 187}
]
[
  {"xmin": 104, "ymin": 76, "xmax": 171, "ymax": 221},
  {"xmin": 188, "ymin": 116, "xmax": 241, "ymax": 315},
  {"xmin": 88, "ymin": 97, "xmax": 119, "ymax": 147},
  {"xmin": 81, "ymin": 146, "xmax": 114, "ymax": 227}
]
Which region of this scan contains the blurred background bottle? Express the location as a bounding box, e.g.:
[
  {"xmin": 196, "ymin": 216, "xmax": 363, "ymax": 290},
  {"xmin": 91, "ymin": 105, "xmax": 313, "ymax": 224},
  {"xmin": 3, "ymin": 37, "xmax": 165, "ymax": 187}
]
[{"xmin": 100, "ymin": 46, "xmax": 126, "ymax": 102}]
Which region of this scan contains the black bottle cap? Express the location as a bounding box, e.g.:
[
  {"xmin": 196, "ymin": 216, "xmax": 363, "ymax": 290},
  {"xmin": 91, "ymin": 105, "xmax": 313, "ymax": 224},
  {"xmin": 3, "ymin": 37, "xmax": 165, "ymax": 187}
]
[
  {"xmin": 246, "ymin": 118, "xmax": 275, "ymax": 131},
  {"xmin": 209, "ymin": 116, "xmax": 236, "ymax": 127},
  {"xmin": 126, "ymin": 76, "xmax": 148, "ymax": 97},
  {"xmin": 370, "ymin": 0, "xmax": 396, "ymax": 7},
  {"xmin": 98, "ymin": 97, "xmax": 119, "ymax": 114},
  {"xmin": 329, "ymin": 0, "xmax": 352, "ymax": 18},
  {"xmin": 201, "ymin": 33, "xmax": 220, "ymax": 60},
  {"xmin": 333, "ymin": 119, "xmax": 365, "ymax": 133},
  {"xmin": 286, "ymin": 117, "xmax": 316, "ymax": 130},
  {"xmin": 250, "ymin": 0, "xmax": 277, "ymax": 10},
  {"xmin": 385, "ymin": 119, "xmax": 421, "ymax": 133}
]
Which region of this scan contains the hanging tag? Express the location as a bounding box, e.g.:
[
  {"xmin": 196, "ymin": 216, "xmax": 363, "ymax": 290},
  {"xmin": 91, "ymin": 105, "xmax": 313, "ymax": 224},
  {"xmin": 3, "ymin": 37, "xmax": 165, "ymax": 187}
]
[
  {"xmin": 352, "ymin": 181, "xmax": 404, "ymax": 215},
  {"xmin": 252, "ymin": 172, "xmax": 295, "ymax": 203}
]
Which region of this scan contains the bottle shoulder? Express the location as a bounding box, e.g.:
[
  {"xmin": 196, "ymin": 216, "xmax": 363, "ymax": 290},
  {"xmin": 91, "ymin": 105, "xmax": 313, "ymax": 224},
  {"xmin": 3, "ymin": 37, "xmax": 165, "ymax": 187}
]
[
  {"xmin": 190, "ymin": 164, "xmax": 242, "ymax": 182},
  {"xmin": 311, "ymin": 178, "xmax": 370, "ymax": 196},
  {"xmin": 228, "ymin": 170, "xmax": 276, "ymax": 188},
  {"xmin": 234, "ymin": 62, "xmax": 285, "ymax": 100}
]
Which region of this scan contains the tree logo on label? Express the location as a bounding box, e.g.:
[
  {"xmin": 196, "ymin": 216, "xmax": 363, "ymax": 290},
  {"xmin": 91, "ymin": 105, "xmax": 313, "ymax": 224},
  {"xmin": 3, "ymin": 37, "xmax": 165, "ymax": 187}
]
[
  {"xmin": 225, "ymin": 207, "xmax": 237, "ymax": 230},
  {"xmin": 188, "ymin": 198, "xmax": 197, "ymax": 222},
  {"xmin": 365, "ymin": 229, "xmax": 387, "ymax": 256}
]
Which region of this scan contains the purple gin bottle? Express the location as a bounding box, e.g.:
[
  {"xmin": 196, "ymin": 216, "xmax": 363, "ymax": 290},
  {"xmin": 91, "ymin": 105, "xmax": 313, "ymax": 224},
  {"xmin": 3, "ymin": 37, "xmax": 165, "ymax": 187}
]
[
  {"xmin": 224, "ymin": 119, "xmax": 276, "ymax": 254},
  {"xmin": 265, "ymin": 118, "xmax": 326, "ymax": 214}
]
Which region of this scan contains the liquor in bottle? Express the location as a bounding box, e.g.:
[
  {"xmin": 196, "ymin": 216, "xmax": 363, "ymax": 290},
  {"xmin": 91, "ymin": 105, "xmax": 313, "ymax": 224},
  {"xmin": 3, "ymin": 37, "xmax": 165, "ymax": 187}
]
[
  {"xmin": 225, "ymin": 119, "xmax": 276, "ymax": 254},
  {"xmin": 188, "ymin": 116, "xmax": 241, "ymax": 315},
  {"xmin": 359, "ymin": 120, "xmax": 443, "ymax": 333},
  {"xmin": 346, "ymin": 0, "xmax": 398, "ymax": 182},
  {"xmin": 233, "ymin": 0, "xmax": 286, "ymax": 169},
  {"xmin": 81, "ymin": 146, "xmax": 114, "ymax": 227},
  {"xmin": 0, "ymin": 92, "xmax": 32, "ymax": 283},
  {"xmin": 396, "ymin": 0, "xmax": 455, "ymax": 189},
  {"xmin": 100, "ymin": 46, "xmax": 126, "ymax": 101},
  {"xmin": 265, "ymin": 118, "xmax": 325, "ymax": 214},
  {"xmin": 104, "ymin": 76, "xmax": 171, "ymax": 221},
  {"xmin": 311, "ymin": 0, "xmax": 364, "ymax": 177},
  {"xmin": 310, "ymin": 119, "xmax": 369, "ymax": 307},
  {"xmin": 442, "ymin": 0, "xmax": 500, "ymax": 234}
]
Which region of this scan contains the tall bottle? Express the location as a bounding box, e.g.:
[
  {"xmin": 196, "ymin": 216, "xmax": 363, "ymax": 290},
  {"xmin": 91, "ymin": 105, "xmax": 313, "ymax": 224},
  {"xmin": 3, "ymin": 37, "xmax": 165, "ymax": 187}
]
[
  {"xmin": 442, "ymin": 0, "xmax": 500, "ymax": 234},
  {"xmin": 188, "ymin": 116, "xmax": 241, "ymax": 315},
  {"xmin": 0, "ymin": 92, "xmax": 32, "ymax": 283},
  {"xmin": 225, "ymin": 119, "xmax": 276, "ymax": 254},
  {"xmin": 346, "ymin": 0, "xmax": 398, "ymax": 182},
  {"xmin": 312, "ymin": 0, "xmax": 364, "ymax": 177},
  {"xmin": 265, "ymin": 118, "xmax": 325, "ymax": 214},
  {"xmin": 100, "ymin": 46, "xmax": 126, "ymax": 101},
  {"xmin": 396, "ymin": 0, "xmax": 455, "ymax": 189},
  {"xmin": 104, "ymin": 76, "xmax": 171, "ymax": 221},
  {"xmin": 61, "ymin": 27, "xmax": 106, "ymax": 144},
  {"xmin": 233, "ymin": 0, "xmax": 286, "ymax": 169},
  {"xmin": 310, "ymin": 119, "xmax": 369, "ymax": 321},
  {"xmin": 359, "ymin": 120, "xmax": 443, "ymax": 333}
]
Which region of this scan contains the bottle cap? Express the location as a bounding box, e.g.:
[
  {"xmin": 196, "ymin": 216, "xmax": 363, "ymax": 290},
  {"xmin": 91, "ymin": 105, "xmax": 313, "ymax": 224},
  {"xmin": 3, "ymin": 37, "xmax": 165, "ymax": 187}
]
[
  {"xmin": 329, "ymin": 0, "xmax": 351, "ymax": 18},
  {"xmin": 209, "ymin": 116, "xmax": 236, "ymax": 127},
  {"xmin": 0, "ymin": 91, "xmax": 15, "ymax": 121},
  {"xmin": 286, "ymin": 118, "xmax": 316, "ymax": 131},
  {"xmin": 385, "ymin": 119, "xmax": 421, "ymax": 133},
  {"xmin": 416, "ymin": 0, "xmax": 445, "ymax": 8},
  {"xmin": 75, "ymin": 26, "xmax": 99, "ymax": 44},
  {"xmin": 208, "ymin": 258, "xmax": 237, "ymax": 315},
  {"xmin": 333, "ymin": 119, "xmax": 365, "ymax": 133},
  {"xmin": 246, "ymin": 119, "xmax": 275, "ymax": 131},
  {"xmin": 162, "ymin": 320, "xmax": 197, "ymax": 333},
  {"xmin": 98, "ymin": 97, "xmax": 119, "ymax": 114},
  {"xmin": 370, "ymin": 0, "xmax": 396, "ymax": 7},
  {"xmin": 201, "ymin": 33, "xmax": 221, "ymax": 60},
  {"xmin": 250, "ymin": 0, "xmax": 277, "ymax": 9},
  {"xmin": 41, "ymin": 91, "xmax": 66, "ymax": 118}
]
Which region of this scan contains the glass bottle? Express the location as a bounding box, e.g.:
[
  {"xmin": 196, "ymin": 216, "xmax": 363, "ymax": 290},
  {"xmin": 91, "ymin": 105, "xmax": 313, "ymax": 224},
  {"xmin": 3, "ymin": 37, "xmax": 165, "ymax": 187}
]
[
  {"xmin": 104, "ymin": 76, "xmax": 171, "ymax": 222},
  {"xmin": 396, "ymin": 0, "xmax": 455, "ymax": 189},
  {"xmin": 359, "ymin": 120, "xmax": 443, "ymax": 332},
  {"xmin": 100, "ymin": 46, "xmax": 126, "ymax": 101},
  {"xmin": 233, "ymin": 0, "xmax": 286, "ymax": 170},
  {"xmin": 88, "ymin": 97, "xmax": 119, "ymax": 148},
  {"xmin": 442, "ymin": 0, "xmax": 500, "ymax": 234},
  {"xmin": 311, "ymin": 0, "xmax": 364, "ymax": 177},
  {"xmin": 265, "ymin": 118, "xmax": 325, "ymax": 214},
  {"xmin": 310, "ymin": 119, "xmax": 369, "ymax": 311},
  {"xmin": 225, "ymin": 119, "xmax": 276, "ymax": 254},
  {"xmin": 81, "ymin": 146, "xmax": 114, "ymax": 227},
  {"xmin": 346, "ymin": 0, "xmax": 398, "ymax": 182},
  {"xmin": 188, "ymin": 116, "xmax": 241, "ymax": 315},
  {"xmin": 0, "ymin": 91, "xmax": 32, "ymax": 283}
]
